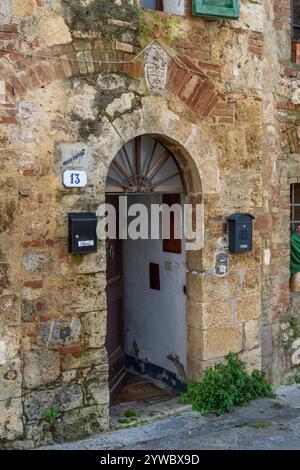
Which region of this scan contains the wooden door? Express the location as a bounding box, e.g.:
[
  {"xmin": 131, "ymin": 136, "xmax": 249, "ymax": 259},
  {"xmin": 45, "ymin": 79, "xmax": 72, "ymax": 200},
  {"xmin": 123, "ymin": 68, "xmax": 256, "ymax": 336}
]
[{"xmin": 105, "ymin": 195, "xmax": 127, "ymax": 399}]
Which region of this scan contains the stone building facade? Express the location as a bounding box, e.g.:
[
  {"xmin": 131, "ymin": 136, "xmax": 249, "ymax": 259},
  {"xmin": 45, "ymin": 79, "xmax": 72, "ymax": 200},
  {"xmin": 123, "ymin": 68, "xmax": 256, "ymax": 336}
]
[{"xmin": 0, "ymin": 0, "xmax": 300, "ymax": 448}]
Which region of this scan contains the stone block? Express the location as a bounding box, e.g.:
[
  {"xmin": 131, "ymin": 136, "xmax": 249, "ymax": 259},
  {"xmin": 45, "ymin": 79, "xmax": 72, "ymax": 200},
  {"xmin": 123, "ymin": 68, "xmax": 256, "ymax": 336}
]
[
  {"xmin": 73, "ymin": 250, "xmax": 106, "ymax": 274},
  {"xmin": 85, "ymin": 364, "xmax": 108, "ymax": 383},
  {"xmin": 186, "ymin": 272, "xmax": 203, "ymax": 301},
  {"xmin": 0, "ymin": 358, "xmax": 22, "ymax": 401},
  {"xmin": 187, "ymin": 300, "xmax": 233, "ymax": 330},
  {"xmin": 22, "ymin": 420, "xmax": 54, "ymax": 448},
  {"xmin": 106, "ymin": 93, "xmax": 135, "ymax": 118},
  {"xmin": 97, "ymin": 73, "xmax": 127, "ymax": 91},
  {"xmin": 237, "ymin": 293, "xmax": 261, "ymax": 321},
  {"xmin": 0, "ymin": 295, "xmax": 20, "ymax": 327},
  {"xmin": 23, "ymin": 384, "xmax": 83, "ymax": 421},
  {"xmin": 37, "ymin": 317, "xmax": 81, "ymax": 347},
  {"xmin": 239, "ymin": 347, "xmax": 262, "ymax": 372},
  {"xmin": 21, "ymin": 300, "xmax": 35, "ymax": 322},
  {"xmin": 53, "ymin": 404, "xmax": 109, "ymax": 442},
  {"xmin": 69, "ymin": 273, "xmax": 106, "ymax": 314},
  {"xmin": 82, "ymin": 310, "xmax": 107, "ymax": 349},
  {"xmin": 187, "ymin": 355, "xmax": 203, "ymax": 382},
  {"xmin": 0, "ymin": 397, "xmax": 23, "ymax": 441},
  {"xmin": 86, "ymin": 382, "xmax": 109, "ymax": 406},
  {"xmin": 232, "ymin": 2, "xmax": 264, "ymax": 33},
  {"xmin": 0, "ymin": 326, "xmax": 20, "ymax": 365},
  {"xmin": 37, "ymin": 15, "xmax": 72, "ymax": 47},
  {"xmin": 67, "ymin": 82, "xmax": 97, "ymax": 121},
  {"xmin": 61, "ymin": 348, "xmax": 107, "ymax": 371},
  {"xmin": 23, "ymin": 349, "xmax": 60, "ymax": 390},
  {"xmin": 200, "ymin": 270, "xmax": 242, "ymax": 301},
  {"xmin": 244, "ymin": 319, "xmax": 260, "ymax": 350},
  {"xmin": 241, "ymin": 267, "xmax": 261, "ymax": 294},
  {"xmin": 261, "ymin": 324, "xmax": 273, "ymax": 367},
  {"xmin": 22, "ymin": 251, "xmax": 47, "ymax": 272},
  {"xmin": 188, "ymin": 326, "xmax": 243, "ymax": 361}
]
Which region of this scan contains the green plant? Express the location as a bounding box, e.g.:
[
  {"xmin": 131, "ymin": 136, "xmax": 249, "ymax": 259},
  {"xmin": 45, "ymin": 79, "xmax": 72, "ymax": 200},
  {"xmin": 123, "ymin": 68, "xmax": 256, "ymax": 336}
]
[
  {"xmin": 248, "ymin": 421, "xmax": 268, "ymax": 429},
  {"xmin": 180, "ymin": 352, "xmax": 275, "ymax": 415},
  {"xmin": 118, "ymin": 418, "xmax": 130, "ymax": 424},
  {"xmin": 290, "ymin": 319, "xmax": 298, "ymax": 337},
  {"xmin": 41, "ymin": 405, "xmax": 60, "ymax": 426},
  {"xmin": 288, "ymin": 373, "xmax": 300, "ymax": 384},
  {"xmin": 124, "ymin": 410, "xmax": 139, "ymax": 419}
]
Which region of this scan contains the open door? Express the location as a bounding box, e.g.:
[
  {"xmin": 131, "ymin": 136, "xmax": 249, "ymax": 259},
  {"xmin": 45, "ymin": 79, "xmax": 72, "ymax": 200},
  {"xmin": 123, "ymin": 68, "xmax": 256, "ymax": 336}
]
[{"xmin": 105, "ymin": 195, "xmax": 127, "ymax": 399}]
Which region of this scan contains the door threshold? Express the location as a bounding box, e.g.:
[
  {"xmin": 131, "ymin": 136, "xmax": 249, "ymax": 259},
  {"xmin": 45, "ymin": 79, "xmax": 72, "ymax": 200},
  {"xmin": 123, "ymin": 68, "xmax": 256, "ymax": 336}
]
[{"xmin": 109, "ymin": 372, "xmax": 190, "ymax": 430}]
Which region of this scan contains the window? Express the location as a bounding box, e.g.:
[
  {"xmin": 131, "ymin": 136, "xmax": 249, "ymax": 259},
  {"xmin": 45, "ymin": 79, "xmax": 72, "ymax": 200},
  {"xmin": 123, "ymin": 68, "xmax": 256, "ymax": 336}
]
[
  {"xmin": 140, "ymin": 0, "xmax": 163, "ymax": 11},
  {"xmin": 162, "ymin": 193, "xmax": 182, "ymax": 254},
  {"xmin": 290, "ymin": 183, "xmax": 300, "ymax": 231},
  {"xmin": 149, "ymin": 263, "xmax": 160, "ymax": 290},
  {"xmin": 192, "ymin": 0, "xmax": 240, "ymax": 19},
  {"xmin": 292, "ymin": 0, "xmax": 300, "ymax": 40}
]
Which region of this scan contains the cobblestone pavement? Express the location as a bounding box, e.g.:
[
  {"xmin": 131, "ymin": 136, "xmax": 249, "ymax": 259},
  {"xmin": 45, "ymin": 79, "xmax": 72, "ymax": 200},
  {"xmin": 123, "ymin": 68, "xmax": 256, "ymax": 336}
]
[{"xmin": 42, "ymin": 385, "xmax": 300, "ymax": 450}]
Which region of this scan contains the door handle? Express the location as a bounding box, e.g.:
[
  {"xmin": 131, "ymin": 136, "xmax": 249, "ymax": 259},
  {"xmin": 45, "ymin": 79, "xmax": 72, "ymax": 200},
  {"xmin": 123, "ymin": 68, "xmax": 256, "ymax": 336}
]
[{"xmin": 106, "ymin": 243, "xmax": 114, "ymax": 259}]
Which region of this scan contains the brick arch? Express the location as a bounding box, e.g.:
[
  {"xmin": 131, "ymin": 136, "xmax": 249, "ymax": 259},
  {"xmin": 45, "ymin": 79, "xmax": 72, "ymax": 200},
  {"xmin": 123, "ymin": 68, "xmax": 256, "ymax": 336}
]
[{"xmin": 0, "ymin": 38, "xmax": 233, "ymax": 125}]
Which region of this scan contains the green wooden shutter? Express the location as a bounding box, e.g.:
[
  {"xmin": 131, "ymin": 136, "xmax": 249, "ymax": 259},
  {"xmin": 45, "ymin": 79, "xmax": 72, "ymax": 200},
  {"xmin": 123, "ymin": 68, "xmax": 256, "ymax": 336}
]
[{"xmin": 192, "ymin": 0, "xmax": 240, "ymax": 19}]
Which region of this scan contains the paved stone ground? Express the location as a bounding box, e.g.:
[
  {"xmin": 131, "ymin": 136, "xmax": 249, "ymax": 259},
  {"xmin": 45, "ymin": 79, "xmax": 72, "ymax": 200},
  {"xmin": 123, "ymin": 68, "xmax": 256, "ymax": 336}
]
[{"xmin": 42, "ymin": 384, "xmax": 300, "ymax": 450}]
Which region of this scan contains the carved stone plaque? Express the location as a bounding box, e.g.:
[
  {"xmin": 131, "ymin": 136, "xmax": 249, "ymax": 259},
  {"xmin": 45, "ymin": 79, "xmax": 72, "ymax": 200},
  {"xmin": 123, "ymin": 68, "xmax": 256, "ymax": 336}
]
[{"xmin": 144, "ymin": 44, "xmax": 168, "ymax": 95}]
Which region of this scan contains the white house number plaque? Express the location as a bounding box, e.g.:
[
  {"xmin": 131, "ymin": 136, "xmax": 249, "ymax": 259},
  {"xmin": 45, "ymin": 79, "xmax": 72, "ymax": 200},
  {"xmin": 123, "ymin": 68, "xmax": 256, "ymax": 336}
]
[{"xmin": 62, "ymin": 170, "xmax": 87, "ymax": 188}]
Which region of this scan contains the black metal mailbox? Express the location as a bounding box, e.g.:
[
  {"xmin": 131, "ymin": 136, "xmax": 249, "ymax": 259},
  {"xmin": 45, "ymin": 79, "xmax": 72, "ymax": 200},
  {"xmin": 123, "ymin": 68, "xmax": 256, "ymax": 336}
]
[
  {"xmin": 68, "ymin": 212, "xmax": 97, "ymax": 254},
  {"xmin": 228, "ymin": 213, "xmax": 255, "ymax": 254}
]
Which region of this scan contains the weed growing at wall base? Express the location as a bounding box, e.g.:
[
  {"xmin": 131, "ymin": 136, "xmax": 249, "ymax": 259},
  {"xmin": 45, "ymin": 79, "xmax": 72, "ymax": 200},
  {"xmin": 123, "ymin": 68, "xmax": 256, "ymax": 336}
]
[
  {"xmin": 180, "ymin": 352, "xmax": 275, "ymax": 415},
  {"xmin": 41, "ymin": 405, "xmax": 61, "ymax": 426}
]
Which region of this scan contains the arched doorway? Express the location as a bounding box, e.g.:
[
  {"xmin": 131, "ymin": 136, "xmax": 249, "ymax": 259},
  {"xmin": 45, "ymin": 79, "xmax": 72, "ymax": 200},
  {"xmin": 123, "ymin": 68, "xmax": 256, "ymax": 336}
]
[{"xmin": 105, "ymin": 135, "xmax": 187, "ymax": 401}]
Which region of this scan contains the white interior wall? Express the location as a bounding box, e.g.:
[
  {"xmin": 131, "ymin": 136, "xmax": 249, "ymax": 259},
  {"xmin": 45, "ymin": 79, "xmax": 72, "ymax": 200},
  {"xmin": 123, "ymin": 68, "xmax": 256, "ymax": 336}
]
[{"xmin": 122, "ymin": 194, "xmax": 187, "ymax": 378}]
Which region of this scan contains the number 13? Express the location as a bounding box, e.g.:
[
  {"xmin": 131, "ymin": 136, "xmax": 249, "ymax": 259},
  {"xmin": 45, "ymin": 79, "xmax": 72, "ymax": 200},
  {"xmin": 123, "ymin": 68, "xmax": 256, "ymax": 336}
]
[{"xmin": 70, "ymin": 173, "xmax": 80, "ymax": 185}]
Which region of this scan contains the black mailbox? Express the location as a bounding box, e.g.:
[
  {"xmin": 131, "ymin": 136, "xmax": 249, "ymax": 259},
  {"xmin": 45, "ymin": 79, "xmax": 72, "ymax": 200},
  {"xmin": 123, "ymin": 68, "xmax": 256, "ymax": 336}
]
[
  {"xmin": 68, "ymin": 212, "xmax": 97, "ymax": 254},
  {"xmin": 228, "ymin": 213, "xmax": 255, "ymax": 254}
]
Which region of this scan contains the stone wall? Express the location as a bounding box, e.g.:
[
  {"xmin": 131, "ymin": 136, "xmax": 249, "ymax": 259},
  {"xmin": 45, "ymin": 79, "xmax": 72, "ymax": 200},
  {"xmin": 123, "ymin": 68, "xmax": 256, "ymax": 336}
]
[{"xmin": 0, "ymin": 0, "xmax": 297, "ymax": 447}]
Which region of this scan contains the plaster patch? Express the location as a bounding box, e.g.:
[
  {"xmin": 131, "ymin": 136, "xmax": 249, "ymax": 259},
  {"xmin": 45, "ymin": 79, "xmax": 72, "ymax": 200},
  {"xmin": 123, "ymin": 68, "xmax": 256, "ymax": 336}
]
[
  {"xmin": 0, "ymin": 1, "xmax": 13, "ymax": 23},
  {"xmin": 0, "ymin": 340, "xmax": 6, "ymax": 365},
  {"xmin": 0, "ymin": 80, "xmax": 6, "ymax": 104},
  {"xmin": 67, "ymin": 83, "xmax": 97, "ymax": 120},
  {"xmin": 37, "ymin": 15, "xmax": 72, "ymax": 47},
  {"xmin": 106, "ymin": 93, "xmax": 135, "ymax": 118},
  {"xmin": 233, "ymin": 2, "xmax": 264, "ymax": 33},
  {"xmin": 263, "ymin": 248, "xmax": 271, "ymax": 266}
]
